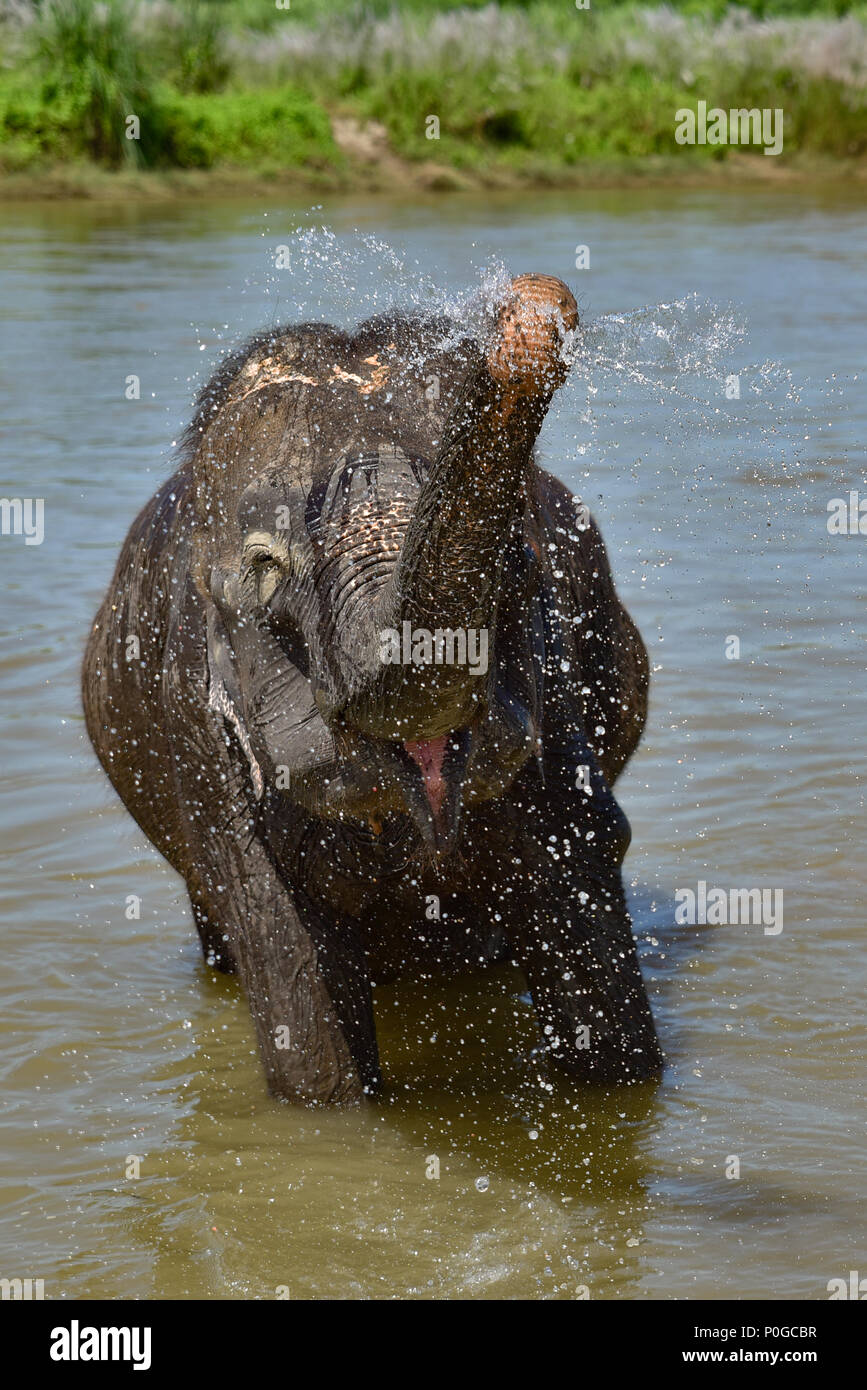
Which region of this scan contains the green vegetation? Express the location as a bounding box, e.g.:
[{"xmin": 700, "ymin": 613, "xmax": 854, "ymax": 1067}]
[
  {"xmin": 0, "ymin": 0, "xmax": 340, "ymax": 175},
  {"xmin": 198, "ymin": 0, "xmax": 866, "ymax": 20},
  {"xmin": 0, "ymin": 0, "xmax": 865, "ymax": 192}
]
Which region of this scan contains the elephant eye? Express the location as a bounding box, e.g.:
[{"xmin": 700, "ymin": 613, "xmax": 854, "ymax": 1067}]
[
  {"xmin": 242, "ymin": 542, "xmax": 280, "ymax": 575},
  {"xmin": 240, "ymin": 531, "xmax": 291, "ymax": 606}
]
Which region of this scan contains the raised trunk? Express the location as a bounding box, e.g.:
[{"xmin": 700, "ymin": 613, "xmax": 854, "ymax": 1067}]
[
  {"xmin": 342, "ymin": 274, "xmax": 578, "ymax": 740},
  {"xmin": 393, "ymin": 368, "xmax": 547, "ymax": 634}
]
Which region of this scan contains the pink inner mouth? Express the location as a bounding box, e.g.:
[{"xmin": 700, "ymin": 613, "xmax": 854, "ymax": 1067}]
[{"xmin": 403, "ymin": 734, "xmax": 449, "ymax": 818}]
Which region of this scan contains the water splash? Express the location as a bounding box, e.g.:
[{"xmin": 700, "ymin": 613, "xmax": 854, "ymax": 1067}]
[
  {"xmin": 255, "ymin": 217, "xmax": 511, "ymax": 356},
  {"xmin": 194, "ymin": 217, "xmax": 806, "ymax": 497},
  {"xmin": 554, "ymin": 291, "xmax": 802, "ymax": 493},
  {"xmin": 255, "ymin": 223, "xmax": 792, "ymax": 420},
  {"xmin": 578, "ymin": 295, "xmax": 746, "ymax": 398}
]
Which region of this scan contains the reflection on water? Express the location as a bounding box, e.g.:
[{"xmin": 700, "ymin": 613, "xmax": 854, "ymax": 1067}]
[{"xmin": 0, "ymin": 187, "xmax": 864, "ymax": 1299}]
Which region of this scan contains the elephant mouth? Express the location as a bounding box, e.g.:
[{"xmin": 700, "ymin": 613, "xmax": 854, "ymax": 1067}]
[
  {"xmin": 314, "ymin": 692, "xmax": 532, "ymax": 856},
  {"xmin": 403, "ymin": 735, "xmax": 448, "ymax": 817},
  {"xmin": 276, "ymin": 685, "xmax": 536, "ymax": 858},
  {"xmin": 398, "ymin": 728, "xmax": 473, "ymax": 855}
]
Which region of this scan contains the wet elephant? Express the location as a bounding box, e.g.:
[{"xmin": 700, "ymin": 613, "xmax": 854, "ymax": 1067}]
[{"xmin": 82, "ymin": 273, "xmax": 663, "ymax": 1104}]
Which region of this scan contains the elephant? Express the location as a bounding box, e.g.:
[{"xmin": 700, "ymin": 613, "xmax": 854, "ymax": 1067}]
[{"xmin": 82, "ymin": 271, "xmax": 663, "ymax": 1105}]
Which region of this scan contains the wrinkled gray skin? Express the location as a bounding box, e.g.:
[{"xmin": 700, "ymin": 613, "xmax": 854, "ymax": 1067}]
[{"xmin": 82, "ymin": 273, "xmax": 663, "ymax": 1104}]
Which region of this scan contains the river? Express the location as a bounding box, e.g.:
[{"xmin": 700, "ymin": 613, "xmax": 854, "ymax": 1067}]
[{"xmin": 0, "ymin": 185, "xmax": 864, "ymax": 1299}]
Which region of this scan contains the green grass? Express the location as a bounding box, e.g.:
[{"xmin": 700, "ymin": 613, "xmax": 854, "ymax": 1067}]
[
  {"xmin": 199, "ymin": 0, "xmax": 866, "ymax": 23},
  {"xmin": 1, "ymin": 0, "xmax": 865, "ymax": 186},
  {"xmin": 29, "ymin": 0, "xmax": 156, "ymax": 166},
  {"xmin": 351, "ymin": 64, "xmax": 867, "ymax": 170},
  {"xmin": 152, "ymin": 87, "xmax": 343, "ymax": 171},
  {"xmin": 0, "ymin": 67, "xmax": 340, "ymax": 174},
  {"xmin": 0, "ymin": 0, "xmax": 339, "ymax": 172}
]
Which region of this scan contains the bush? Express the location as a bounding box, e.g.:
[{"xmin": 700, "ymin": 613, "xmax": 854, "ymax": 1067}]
[
  {"xmin": 32, "ymin": 0, "xmax": 158, "ymax": 166},
  {"xmin": 0, "ymin": 0, "xmax": 338, "ymax": 177},
  {"xmin": 148, "ymin": 86, "xmax": 343, "ymax": 171},
  {"xmin": 144, "ymin": 2, "xmax": 232, "ymax": 95}
]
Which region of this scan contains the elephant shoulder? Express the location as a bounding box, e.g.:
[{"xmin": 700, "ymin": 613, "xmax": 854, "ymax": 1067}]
[
  {"xmin": 533, "ymin": 465, "xmax": 609, "ymax": 587},
  {"xmin": 533, "ymin": 466, "xmax": 649, "ymax": 783}
]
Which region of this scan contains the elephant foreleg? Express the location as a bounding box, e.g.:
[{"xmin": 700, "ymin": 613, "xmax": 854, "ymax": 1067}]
[
  {"xmin": 186, "ymin": 829, "xmax": 381, "ymax": 1104},
  {"xmin": 508, "ymin": 864, "xmax": 662, "ymax": 1084},
  {"xmin": 164, "ymin": 653, "xmax": 380, "ymax": 1104},
  {"xmin": 477, "ymin": 763, "xmax": 663, "ymax": 1085},
  {"xmin": 230, "ymin": 853, "xmax": 381, "ymax": 1105}
]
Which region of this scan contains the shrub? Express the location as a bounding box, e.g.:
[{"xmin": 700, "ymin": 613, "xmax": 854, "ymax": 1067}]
[
  {"xmin": 32, "ymin": 0, "xmax": 158, "ymax": 166},
  {"xmin": 150, "ymin": 86, "xmax": 342, "ymax": 171}
]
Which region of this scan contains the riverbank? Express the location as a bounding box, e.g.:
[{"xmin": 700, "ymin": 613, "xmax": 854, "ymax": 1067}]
[
  {"xmin": 3, "ymin": 146, "xmax": 866, "ymax": 203},
  {"xmin": 1, "ymin": 2, "xmax": 866, "ymax": 200}
]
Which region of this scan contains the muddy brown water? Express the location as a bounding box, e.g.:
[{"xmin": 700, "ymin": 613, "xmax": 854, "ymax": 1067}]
[{"xmin": 0, "ymin": 187, "xmax": 864, "ymax": 1299}]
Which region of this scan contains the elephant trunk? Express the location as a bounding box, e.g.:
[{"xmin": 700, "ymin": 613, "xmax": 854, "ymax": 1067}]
[{"xmin": 342, "ymin": 274, "xmax": 578, "ymax": 741}]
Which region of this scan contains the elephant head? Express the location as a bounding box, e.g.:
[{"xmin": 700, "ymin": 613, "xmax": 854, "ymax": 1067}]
[{"xmin": 193, "ymin": 274, "xmax": 578, "ymax": 855}]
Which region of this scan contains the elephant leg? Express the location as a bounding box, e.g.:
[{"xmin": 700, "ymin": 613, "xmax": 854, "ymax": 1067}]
[
  {"xmin": 475, "ymin": 764, "xmax": 663, "ymax": 1084},
  {"xmin": 507, "ymin": 867, "xmax": 662, "ymax": 1084},
  {"xmin": 190, "ymin": 892, "xmax": 237, "ymax": 974},
  {"xmin": 233, "ymin": 862, "xmax": 382, "ymax": 1106},
  {"xmin": 183, "ymin": 826, "xmax": 381, "ymax": 1104},
  {"xmin": 163, "ymin": 651, "xmax": 380, "ymax": 1103}
]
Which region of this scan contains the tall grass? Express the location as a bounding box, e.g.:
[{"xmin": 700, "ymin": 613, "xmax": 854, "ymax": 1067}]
[
  {"xmin": 158, "ymin": 2, "xmax": 230, "ymax": 94},
  {"xmin": 231, "ymin": 3, "xmax": 867, "ymax": 90},
  {"xmin": 230, "ymin": 3, "xmax": 867, "ymax": 165},
  {"xmin": 0, "ymin": 0, "xmax": 336, "ymax": 171},
  {"xmin": 32, "ymin": 0, "xmax": 155, "ymax": 165},
  {"xmin": 0, "ymin": 1, "xmax": 865, "ymax": 178}
]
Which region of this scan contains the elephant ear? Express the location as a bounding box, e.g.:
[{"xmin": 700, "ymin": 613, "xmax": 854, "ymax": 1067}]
[{"xmin": 206, "ymin": 577, "xmax": 336, "ymax": 803}]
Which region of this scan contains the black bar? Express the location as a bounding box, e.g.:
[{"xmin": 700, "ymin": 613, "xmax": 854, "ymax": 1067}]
[{"xmin": 7, "ymin": 1297, "xmax": 860, "ymax": 1375}]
